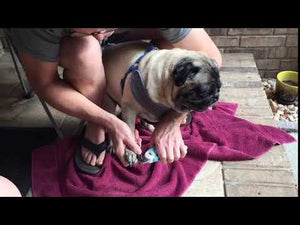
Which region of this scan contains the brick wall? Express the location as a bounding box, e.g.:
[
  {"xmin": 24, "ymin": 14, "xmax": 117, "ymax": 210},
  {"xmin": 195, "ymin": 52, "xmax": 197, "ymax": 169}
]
[
  {"xmin": 205, "ymin": 28, "xmax": 298, "ymax": 78},
  {"xmin": 0, "ymin": 28, "xmax": 298, "ymax": 78}
]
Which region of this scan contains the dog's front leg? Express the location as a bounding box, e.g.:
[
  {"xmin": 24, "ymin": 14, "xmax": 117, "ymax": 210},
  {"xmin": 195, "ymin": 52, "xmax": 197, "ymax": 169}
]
[{"xmin": 121, "ymin": 105, "xmax": 139, "ymax": 167}]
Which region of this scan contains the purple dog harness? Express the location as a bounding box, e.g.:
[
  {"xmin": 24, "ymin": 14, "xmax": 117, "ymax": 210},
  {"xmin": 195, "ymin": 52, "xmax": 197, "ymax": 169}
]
[{"xmin": 120, "ymin": 46, "xmax": 170, "ymax": 120}]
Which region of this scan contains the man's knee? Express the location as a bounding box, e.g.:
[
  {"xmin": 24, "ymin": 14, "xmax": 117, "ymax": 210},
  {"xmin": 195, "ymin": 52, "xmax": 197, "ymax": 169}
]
[
  {"xmin": 59, "ymin": 36, "xmax": 102, "ymax": 70},
  {"xmin": 59, "ymin": 36, "xmax": 106, "ymax": 98}
]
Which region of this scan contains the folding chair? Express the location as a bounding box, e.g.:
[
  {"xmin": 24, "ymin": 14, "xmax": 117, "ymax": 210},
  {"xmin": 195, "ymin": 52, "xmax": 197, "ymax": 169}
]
[{"xmin": 3, "ymin": 31, "xmax": 85, "ymax": 139}]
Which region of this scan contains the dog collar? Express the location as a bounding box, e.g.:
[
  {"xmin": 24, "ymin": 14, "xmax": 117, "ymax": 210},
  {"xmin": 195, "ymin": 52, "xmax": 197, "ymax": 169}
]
[{"xmin": 121, "ymin": 46, "xmax": 170, "ymax": 120}]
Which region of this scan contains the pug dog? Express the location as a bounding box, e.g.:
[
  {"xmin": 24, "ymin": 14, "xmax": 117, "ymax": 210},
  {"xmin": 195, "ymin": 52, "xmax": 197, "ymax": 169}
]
[{"xmin": 102, "ymin": 41, "xmax": 221, "ymax": 166}]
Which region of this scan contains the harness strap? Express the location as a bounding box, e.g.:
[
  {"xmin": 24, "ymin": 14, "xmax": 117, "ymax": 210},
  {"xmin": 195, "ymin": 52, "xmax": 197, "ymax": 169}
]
[
  {"xmin": 130, "ymin": 70, "xmax": 169, "ymax": 119},
  {"xmin": 120, "ymin": 45, "xmax": 156, "ymax": 93}
]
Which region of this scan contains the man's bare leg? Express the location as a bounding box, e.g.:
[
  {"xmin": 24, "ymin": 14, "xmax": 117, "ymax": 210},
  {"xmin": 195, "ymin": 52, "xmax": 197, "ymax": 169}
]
[{"xmin": 59, "ymin": 36, "xmax": 107, "ymax": 167}]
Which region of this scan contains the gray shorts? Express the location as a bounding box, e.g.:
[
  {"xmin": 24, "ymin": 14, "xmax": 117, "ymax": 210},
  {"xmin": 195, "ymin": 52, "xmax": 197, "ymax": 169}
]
[
  {"xmin": 7, "ymin": 28, "xmax": 192, "ymax": 62},
  {"xmin": 105, "ymin": 28, "xmax": 191, "ymax": 45}
]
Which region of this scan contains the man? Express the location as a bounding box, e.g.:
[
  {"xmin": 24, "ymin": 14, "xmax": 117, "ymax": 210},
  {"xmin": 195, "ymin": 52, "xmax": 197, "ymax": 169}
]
[
  {"xmin": 0, "ymin": 176, "xmax": 22, "ymax": 196},
  {"xmin": 8, "ymin": 28, "xmax": 222, "ymax": 172}
]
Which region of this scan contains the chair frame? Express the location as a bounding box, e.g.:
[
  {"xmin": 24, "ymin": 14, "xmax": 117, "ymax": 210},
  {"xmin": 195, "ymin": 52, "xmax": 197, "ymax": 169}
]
[{"xmin": 3, "ymin": 31, "xmax": 85, "ymax": 139}]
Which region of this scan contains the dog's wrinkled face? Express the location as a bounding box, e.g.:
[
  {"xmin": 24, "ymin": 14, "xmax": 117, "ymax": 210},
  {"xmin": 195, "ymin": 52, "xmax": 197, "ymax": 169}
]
[{"xmin": 173, "ymin": 54, "xmax": 222, "ymax": 113}]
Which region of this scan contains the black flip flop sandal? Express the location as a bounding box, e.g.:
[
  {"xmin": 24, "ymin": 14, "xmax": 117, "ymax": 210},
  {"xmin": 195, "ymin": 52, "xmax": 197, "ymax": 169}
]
[{"xmin": 74, "ymin": 133, "xmax": 110, "ymax": 175}]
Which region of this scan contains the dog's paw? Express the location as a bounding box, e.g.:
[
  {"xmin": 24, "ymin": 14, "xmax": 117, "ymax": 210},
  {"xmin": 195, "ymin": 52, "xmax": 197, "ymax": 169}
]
[
  {"xmin": 125, "ymin": 149, "xmax": 138, "ymax": 167},
  {"xmin": 141, "ymin": 119, "xmax": 155, "ymax": 132},
  {"xmin": 147, "ymin": 124, "xmax": 155, "ymax": 132}
]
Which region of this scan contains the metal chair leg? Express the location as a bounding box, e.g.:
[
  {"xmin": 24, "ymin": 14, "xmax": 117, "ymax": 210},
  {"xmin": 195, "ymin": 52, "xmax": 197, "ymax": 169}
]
[
  {"xmin": 5, "ymin": 36, "xmax": 34, "ymax": 99},
  {"xmin": 74, "ymin": 120, "xmax": 86, "ymax": 136},
  {"xmin": 38, "ymin": 97, "xmax": 64, "ymax": 140}
]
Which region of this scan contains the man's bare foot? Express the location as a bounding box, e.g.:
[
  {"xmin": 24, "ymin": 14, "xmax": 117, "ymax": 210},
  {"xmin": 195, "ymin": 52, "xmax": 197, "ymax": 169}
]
[{"xmin": 81, "ymin": 146, "xmax": 106, "ymax": 167}]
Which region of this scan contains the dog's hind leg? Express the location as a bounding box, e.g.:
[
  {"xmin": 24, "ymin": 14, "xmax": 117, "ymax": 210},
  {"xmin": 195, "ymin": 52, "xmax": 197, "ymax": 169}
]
[
  {"xmin": 101, "ymin": 94, "xmax": 118, "ymax": 115},
  {"xmin": 101, "ymin": 94, "xmax": 117, "ymax": 154}
]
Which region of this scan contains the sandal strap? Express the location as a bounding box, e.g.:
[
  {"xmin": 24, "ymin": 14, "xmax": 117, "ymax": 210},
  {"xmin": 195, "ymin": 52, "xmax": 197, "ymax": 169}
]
[{"xmin": 80, "ymin": 133, "xmax": 109, "ymax": 157}]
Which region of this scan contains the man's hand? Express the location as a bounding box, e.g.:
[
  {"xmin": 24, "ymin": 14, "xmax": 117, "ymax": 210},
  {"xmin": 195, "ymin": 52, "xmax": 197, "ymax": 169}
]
[
  {"xmin": 71, "ymin": 28, "xmax": 116, "ymax": 42},
  {"xmin": 150, "ymin": 110, "xmax": 188, "ymax": 163},
  {"xmin": 93, "ymin": 30, "xmax": 115, "ymax": 42},
  {"xmin": 107, "ymin": 116, "xmax": 142, "ymax": 167}
]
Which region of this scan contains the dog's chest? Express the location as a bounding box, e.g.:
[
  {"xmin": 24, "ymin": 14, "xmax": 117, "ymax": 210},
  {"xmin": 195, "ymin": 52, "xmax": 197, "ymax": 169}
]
[
  {"xmin": 129, "ymin": 70, "xmax": 170, "ymax": 122},
  {"xmin": 138, "ymin": 110, "xmax": 160, "ymax": 123}
]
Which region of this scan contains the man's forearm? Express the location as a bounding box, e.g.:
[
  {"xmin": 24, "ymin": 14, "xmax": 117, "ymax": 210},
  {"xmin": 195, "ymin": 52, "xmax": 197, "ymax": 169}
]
[
  {"xmin": 172, "ymin": 28, "xmax": 222, "ymax": 68},
  {"xmin": 36, "ymin": 78, "xmax": 115, "ymax": 130}
]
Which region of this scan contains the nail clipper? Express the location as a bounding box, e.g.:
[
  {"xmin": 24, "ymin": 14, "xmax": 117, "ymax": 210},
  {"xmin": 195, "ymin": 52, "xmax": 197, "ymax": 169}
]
[{"xmin": 138, "ymin": 147, "xmax": 159, "ymax": 164}]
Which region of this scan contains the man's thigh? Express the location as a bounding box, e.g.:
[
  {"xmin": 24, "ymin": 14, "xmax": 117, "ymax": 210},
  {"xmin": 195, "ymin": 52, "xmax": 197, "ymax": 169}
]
[{"xmin": 59, "ymin": 36, "xmax": 102, "ymax": 70}]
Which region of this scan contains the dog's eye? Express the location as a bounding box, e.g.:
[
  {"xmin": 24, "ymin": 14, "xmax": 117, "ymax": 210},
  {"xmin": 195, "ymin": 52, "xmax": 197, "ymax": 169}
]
[
  {"xmin": 194, "ymin": 85, "xmax": 210, "ymax": 95},
  {"xmin": 194, "ymin": 86, "xmax": 202, "ymax": 93}
]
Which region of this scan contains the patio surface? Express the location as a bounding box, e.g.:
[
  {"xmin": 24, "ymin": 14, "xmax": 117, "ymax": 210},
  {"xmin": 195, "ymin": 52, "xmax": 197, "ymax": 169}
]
[{"xmin": 0, "ymin": 50, "xmax": 298, "ymax": 197}]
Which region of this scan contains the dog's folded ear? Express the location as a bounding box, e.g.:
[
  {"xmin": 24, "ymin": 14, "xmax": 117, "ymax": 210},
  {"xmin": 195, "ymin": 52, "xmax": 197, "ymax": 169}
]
[{"xmin": 173, "ymin": 58, "xmax": 200, "ymax": 87}]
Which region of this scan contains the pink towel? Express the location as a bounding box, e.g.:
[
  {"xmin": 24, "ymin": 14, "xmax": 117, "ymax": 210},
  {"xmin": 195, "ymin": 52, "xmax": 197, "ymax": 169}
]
[{"xmin": 31, "ymin": 102, "xmax": 295, "ymax": 197}]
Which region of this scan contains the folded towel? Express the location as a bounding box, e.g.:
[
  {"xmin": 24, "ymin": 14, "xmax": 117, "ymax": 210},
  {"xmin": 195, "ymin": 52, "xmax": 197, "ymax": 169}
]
[{"xmin": 31, "ymin": 102, "xmax": 295, "ymax": 197}]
